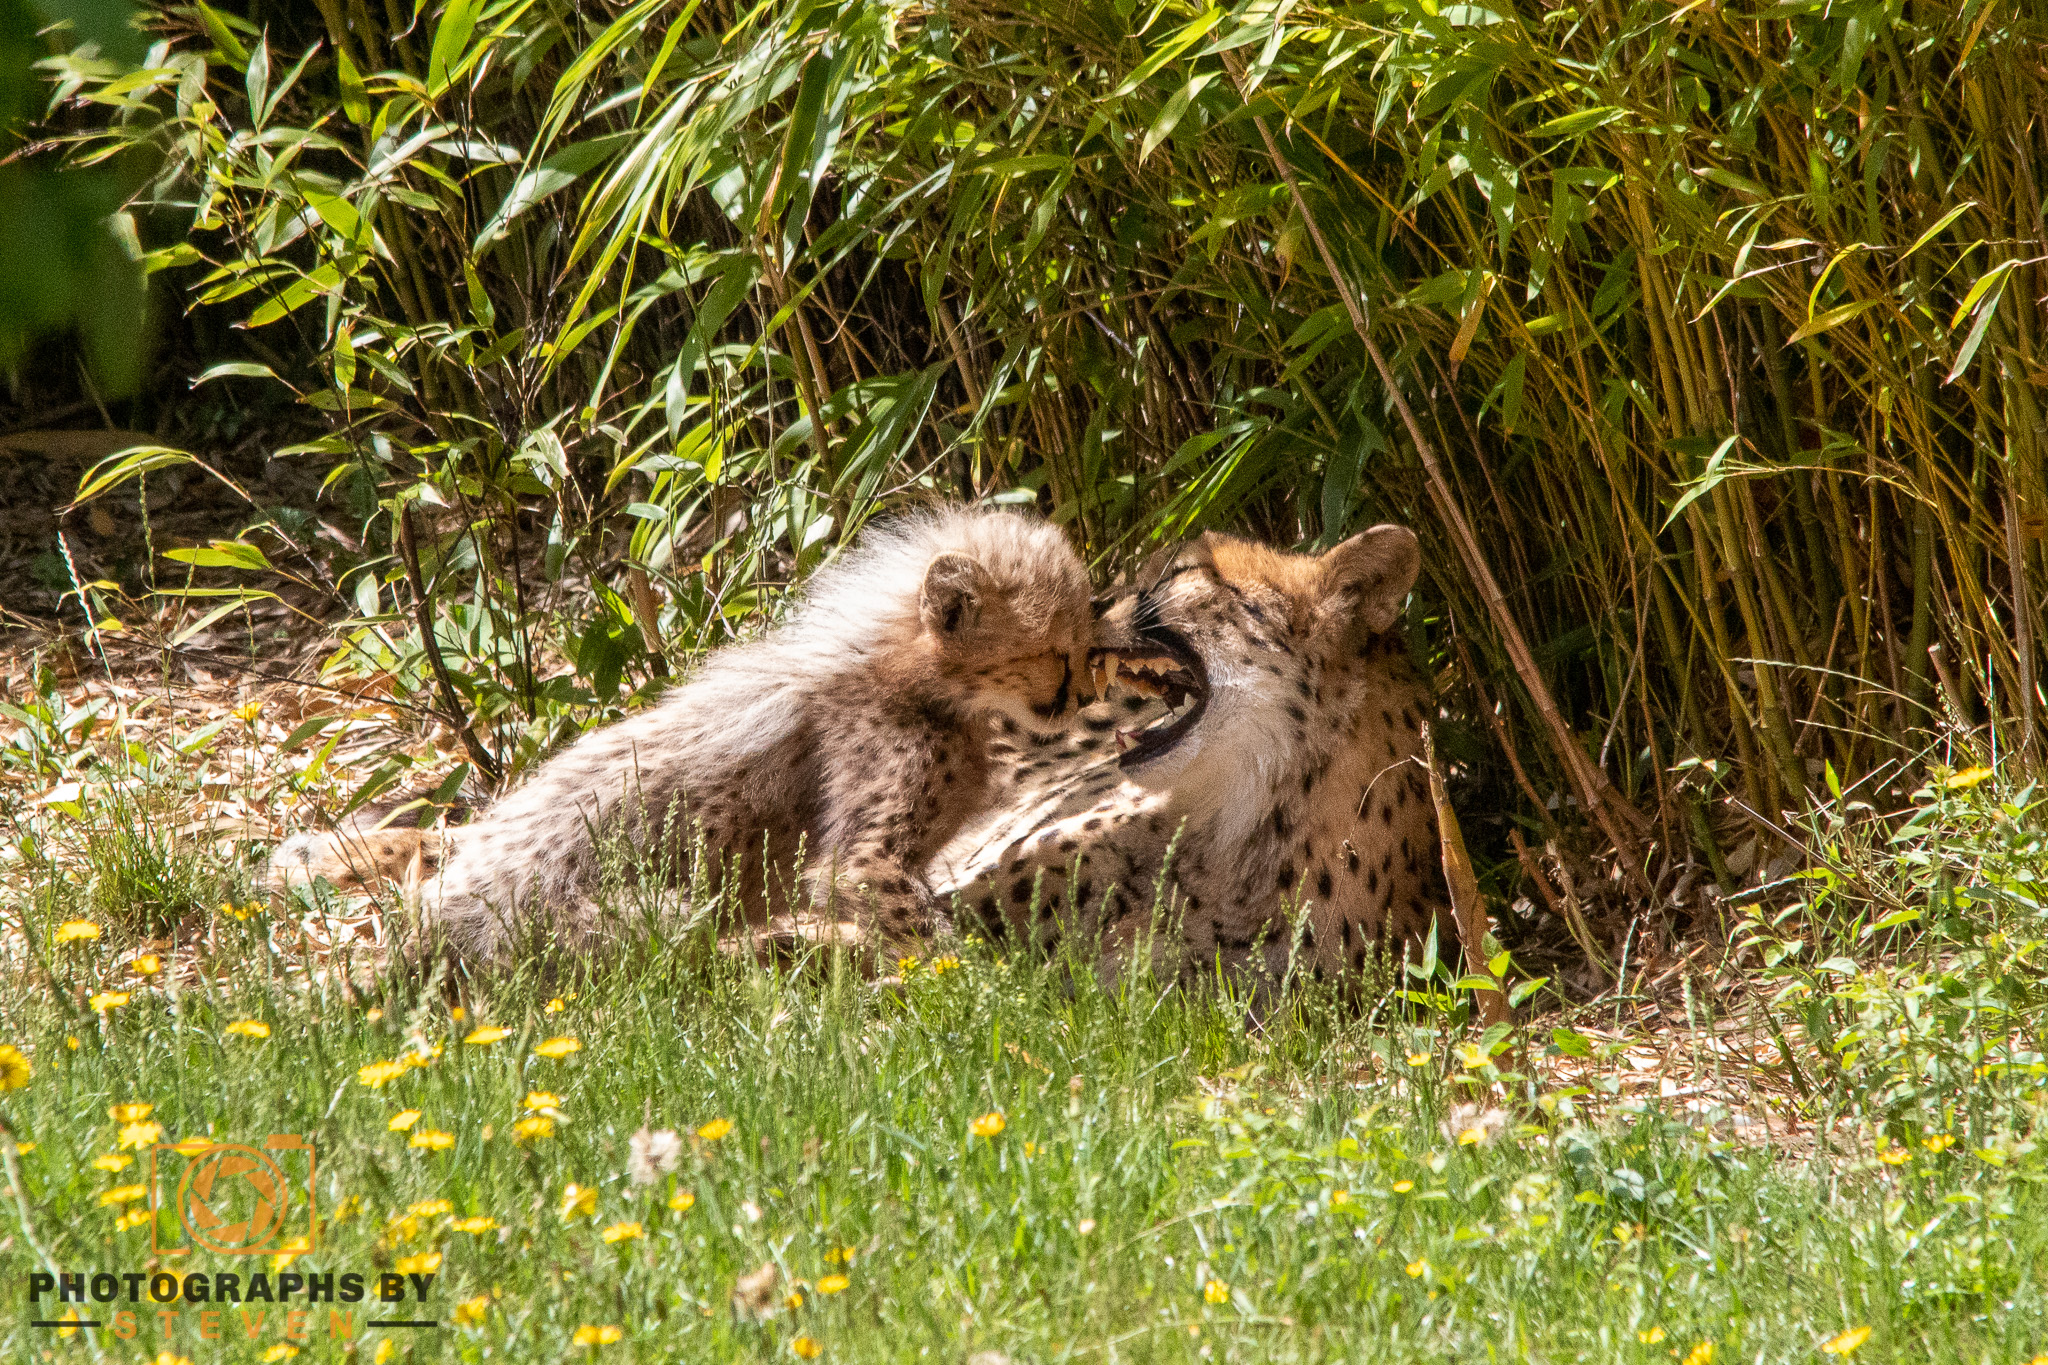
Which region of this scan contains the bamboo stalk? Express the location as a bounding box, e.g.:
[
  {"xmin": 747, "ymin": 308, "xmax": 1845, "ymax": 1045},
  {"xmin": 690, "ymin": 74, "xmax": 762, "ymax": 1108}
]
[{"xmin": 1222, "ymin": 50, "xmax": 1652, "ymax": 893}]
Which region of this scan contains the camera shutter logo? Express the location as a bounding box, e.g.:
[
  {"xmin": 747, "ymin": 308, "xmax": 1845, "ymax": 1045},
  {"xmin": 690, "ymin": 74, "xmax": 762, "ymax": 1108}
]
[{"xmin": 152, "ymin": 1135, "xmax": 317, "ymax": 1256}]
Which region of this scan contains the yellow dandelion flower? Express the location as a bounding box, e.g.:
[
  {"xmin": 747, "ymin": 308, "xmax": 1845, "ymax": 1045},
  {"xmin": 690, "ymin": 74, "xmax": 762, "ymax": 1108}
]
[
  {"xmin": 409, "ymin": 1198, "xmax": 454, "ymax": 1218},
  {"xmin": 696, "ymin": 1117, "xmax": 733, "ymax": 1141},
  {"xmin": 1682, "ymin": 1345, "xmax": 1714, "ymax": 1365},
  {"xmin": 970, "ymin": 1111, "xmax": 1006, "ymax": 1139},
  {"xmin": 668, "ymin": 1189, "xmax": 696, "ymax": 1212},
  {"xmin": 410, "ymin": 1129, "xmax": 456, "ymax": 1151},
  {"xmin": 453, "ymin": 1215, "xmax": 497, "ymax": 1233},
  {"xmin": 463, "ymin": 1025, "xmax": 511, "ymax": 1046},
  {"xmin": 823, "ymin": 1245, "xmax": 856, "ymax": 1264},
  {"xmin": 130, "ymin": 954, "xmax": 162, "ymax": 977},
  {"xmin": 88, "ymin": 991, "xmax": 130, "ymax": 1012},
  {"xmin": 545, "ymin": 997, "xmax": 567, "ymax": 1014},
  {"xmin": 1923, "ymin": 1133, "xmax": 1956, "ymax": 1152},
  {"xmin": 514, "ymin": 1116, "xmax": 555, "ymax": 1141},
  {"xmin": 260, "ymin": 1345, "xmax": 299, "ymax": 1361},
  {"xmin": 1943, "ymin": 766, "xmax": 1995, "ymax": 790},
  {"xmin": 118, "ymin": 1120, "xmax": 164, "ymax": 1150},
  {"xmin": 600, "ymin": 1221, "xmax": 644, "ymax": 1244},
  {"xmin": 64, "ymin": 1036, "xmax": 78, "ymax": 1050},
  {"xmin": 560, "ymin": 1182, "xmax": 598, "ymax": 1220},
  {"xmin": 793, "ymin": 1335, "xmax": 823, "ymax": 1358},
  {"xmin": 534, "ymin": 1035, "xmax": 581, "ymax": 1059},
  {"xmin": 1392, "ymin": 1180, "xmax": 1414, "ymax": 1193},
  {"xmin": 56, "ymin": 920, "xmax": 102, "ymax": 944},
  {"xmin": 1330, "ymin": 1189, "xmax": 1351, "ymax": 1207},
  {"xmin": 233, "ymin": 699, "xmax": 262, "ymax": 723},
  {"xmin": 401, "ymin": 1043, "xmax": 443, "ymax": 1069},
  {"xmin": 153, "ymin": 1353, "xmax": 196, "ymax": 1365},
  {"xmin": 358, "ymin": 1060, "xmax": 409, "ymax": 1088},
  {"xmin": 91, "ymin": 1153, "xmax": 133, "ymax": 1171},
  {"xmin": 389, "ymin": 1110, "xmax": 422, "ymax": 1131},
  {"xmin": 571, "ymin": 1324, "xmax": 622, "ymax": 1346},
  {"xmin": 785, "ymin": 1290, "xmax": 805, "ymax": 1309},
  {"xmin": 1878, "ymin": 1145, "xmax": 1911, "ymax": 1166},
  {"xmin": 0, "ymin": 1045, "xmax": 31, "ymax": 1090},
  {"xmin": 816, "ymin": 1273, "xmax": 849, "ymax": 1295},
  {"xmin": 394, "ymin": 1252, "xmax": 441, "ymax": 1275},
  {"xmin": 168, "ymin": 1136, "xmax": 211, "ymax": 1155},
  {"xmin": 270, "ymin": 1233, "xmax": 309, "ymax": 1269},
  {"xmin": 1821, "ymin": 1327, "xmax": 1871, "ymax": 1356},
  {"xmin": 114, "ymin": 1208, "xmax": 152, "ymax": 1231},
  {"xmin": 99, "ymin": 1183, "xmax": 148, "ymax": 1206},
  {"xmin": 374, "ymin": 1342, "xmax": 396, "ymax": 1365},
  {"xmin": 11, "ymin": 1142, "xmax": 31, "ymax": 1154},
  {"xmin": 454, "ymin": 1295, "xmax": 490, "ymax": 1326},
  {"xmin": 1639, "ymin": 1327, "xmax": 1666, "ymax": 1344},
  {"xmin": 52, "ymin": 1309, "xmax": 83, "ymax": 1338},
  {"xmin": 1405, "ymin": 1259, "xmax": 1428, "ymax": 1278},
  {"xmin": 1203, "ymin": 1279, "xmax": 1230, "ymax": 1304},
  {"xmin": 109, "ymin": 1101, "xmax": 153, "ymax": 1123},
  {"xmin": 225, "ymin": 1020, "xmax": 270, "ymax": 1039},
  {"xmin": 523, "ymin": 1091, "xmax": 563, "ymax": 1111}
]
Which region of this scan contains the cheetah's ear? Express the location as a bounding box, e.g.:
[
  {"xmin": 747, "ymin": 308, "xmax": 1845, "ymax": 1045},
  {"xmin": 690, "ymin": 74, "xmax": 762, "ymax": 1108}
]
[
  {"xmin": 920, "ymin": 552, "xmax": 991, "ymax": 639},
  {"xmin": 1316, "ymin": 525, "xmax": 1420, "ymax": 636}
]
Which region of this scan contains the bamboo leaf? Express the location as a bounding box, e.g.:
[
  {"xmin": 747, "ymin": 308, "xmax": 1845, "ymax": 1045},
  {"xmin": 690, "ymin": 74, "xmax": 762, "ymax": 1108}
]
[
  {"xmin": 1111, "ymin": 7, "xmax": 1225, "ymax": 98},
  {"xmin": 427, "ymin": 0, "xmax": 482, "ymax": 96},
  {"xmin": 192, "ymin": 362, "xmax": 278, "ymax": 385},
  {"xmin": 1661, "ymin": 433, "xmax": 1743, "ymax": 529},
  {"xmin": 73, "ymin": 446, "xmax": 195, "ymax": 505},
  {"xmin": 1785, "ymin": 299, "xmax": 1879, "ymax": 343},
  {"xmin": 1530, "ymin": 106, "xmax": 1626, "ymax": 138},
  {"xmin": 1902, "ymin": 200, "xmax": 1978, "ymax": 260},
  {"xmin": 1945, "ymin": 267, "xmax": 2014, "ymax": 385},
  {"xmin": 335, "ymin": 44, "xmax": 370, "ymax": 124},
  {"xmin": 1142, "ymin": 72, "xmax": 1216, "ymax": 163},
  {"xmin": 162, "ymin": 540, "xmax": 275, "ymax": 571},
  {"xmin": 475, "ymin": 134, "xmax": 635, "ymax": 249}
]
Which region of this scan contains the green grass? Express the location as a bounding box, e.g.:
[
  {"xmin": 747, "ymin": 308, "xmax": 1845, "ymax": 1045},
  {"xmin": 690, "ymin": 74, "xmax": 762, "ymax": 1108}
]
[{"xmin": 7, "ymin": 904, "xmax": 2048, "ymax": 1364}]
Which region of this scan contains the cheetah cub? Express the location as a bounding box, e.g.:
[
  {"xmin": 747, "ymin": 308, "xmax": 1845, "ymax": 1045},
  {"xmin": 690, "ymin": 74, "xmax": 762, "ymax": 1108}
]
[{"xmin": 426, "ymin": 507, "xmax": 1094, "ymax": 964}]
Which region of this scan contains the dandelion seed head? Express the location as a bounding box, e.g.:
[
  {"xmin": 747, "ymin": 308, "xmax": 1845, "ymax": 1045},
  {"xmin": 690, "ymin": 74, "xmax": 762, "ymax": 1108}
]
[{"xmin": 629, "ymin": 1126, "xmax": 683, "ymax": 1184}]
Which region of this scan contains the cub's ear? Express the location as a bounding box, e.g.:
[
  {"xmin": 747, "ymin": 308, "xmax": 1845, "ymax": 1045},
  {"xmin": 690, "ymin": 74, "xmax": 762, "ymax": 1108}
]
[
  {"xmin": 1316, "ymin": 525, "xmax": 1420, "ymax": 636},
  {"xmin": 920, "ymin": 552, "xmax": 991, "ymax": 638}
]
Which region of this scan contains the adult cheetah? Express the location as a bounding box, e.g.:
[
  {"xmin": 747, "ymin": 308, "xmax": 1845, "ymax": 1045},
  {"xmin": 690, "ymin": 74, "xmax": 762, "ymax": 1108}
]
[{"xmin": 930, "ymin": 525, "xmax": 1449, "ymax": 984}]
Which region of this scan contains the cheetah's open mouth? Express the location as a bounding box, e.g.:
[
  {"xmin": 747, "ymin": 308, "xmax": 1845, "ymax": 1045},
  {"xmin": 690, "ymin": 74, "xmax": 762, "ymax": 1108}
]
[{"xmin": 1089, "ymin": 625, "xmax": 1209, "ymax": 770}]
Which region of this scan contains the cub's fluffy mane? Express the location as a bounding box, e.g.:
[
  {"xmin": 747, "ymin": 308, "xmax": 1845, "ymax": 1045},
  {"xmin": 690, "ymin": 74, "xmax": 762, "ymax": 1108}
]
[{"xmin": 670, "ymin": 507, "xmax": 1081, "ymax": 766}]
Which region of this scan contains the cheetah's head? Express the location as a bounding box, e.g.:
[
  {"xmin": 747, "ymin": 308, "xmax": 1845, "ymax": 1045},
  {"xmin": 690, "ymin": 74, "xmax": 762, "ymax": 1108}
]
[
  {"xmin": 916, "ymin": 514, "xmax": 1096, "ymax": 730},
  {"xmin": 1090, "ymin": 525, "xmax": 1420, "ymax": 791}
]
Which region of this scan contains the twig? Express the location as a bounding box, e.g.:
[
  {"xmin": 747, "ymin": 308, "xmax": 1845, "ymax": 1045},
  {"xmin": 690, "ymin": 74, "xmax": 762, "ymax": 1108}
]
[
  {"xmin": 1422, "ymin": 722, "xmax": 1509, "ymax": 1027},
  {"xmin": 395, "ymin": 505, "xmax": 503, "ymax": 786},
  {"xmin": 626, "ymin": 567, "xmax": 670, "ymax": 678},
  {"xmin": 1220, "ymin": 51, "xmax": 1651, "ymax": 897}
]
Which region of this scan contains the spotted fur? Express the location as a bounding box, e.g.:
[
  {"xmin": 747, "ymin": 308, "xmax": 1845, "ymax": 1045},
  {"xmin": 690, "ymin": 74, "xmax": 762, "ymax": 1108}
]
[
  {"xmin": 930, "ymin": 526, "xmax": 1449, "ymax": 984},
  {"xmin": 273, "ymin": 507, "xmax": 1094, "ymax": 964}
]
